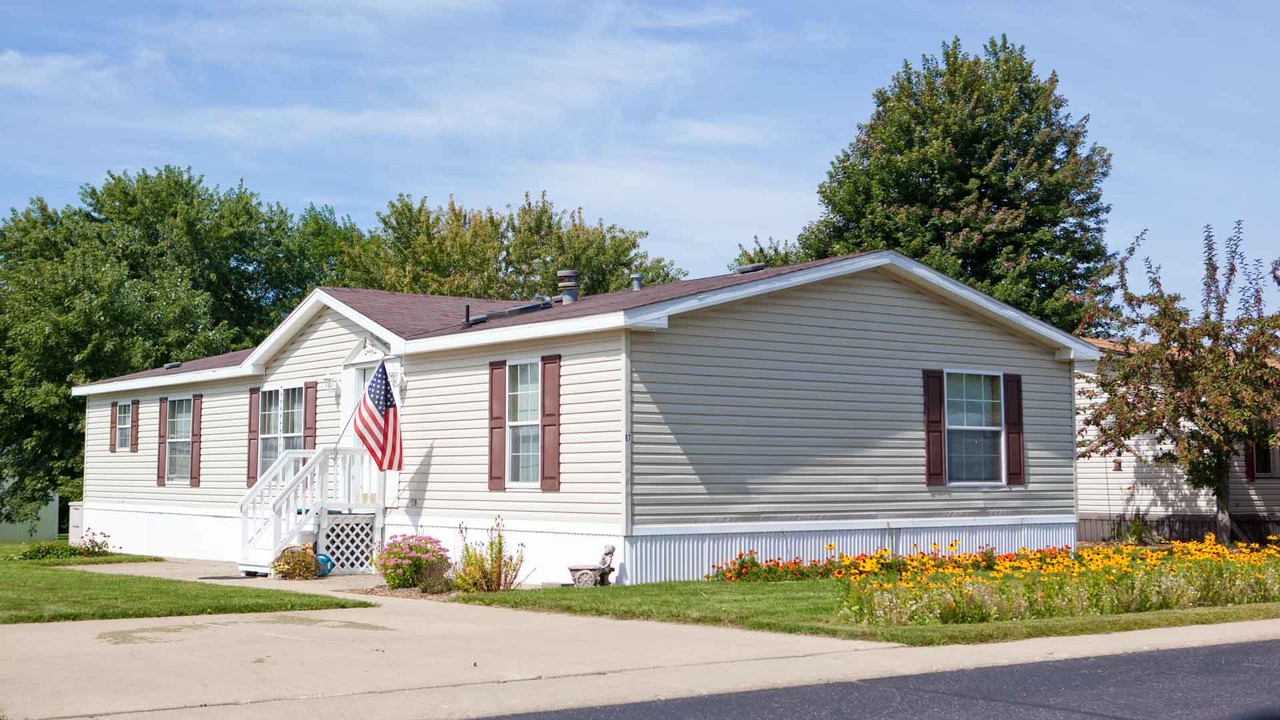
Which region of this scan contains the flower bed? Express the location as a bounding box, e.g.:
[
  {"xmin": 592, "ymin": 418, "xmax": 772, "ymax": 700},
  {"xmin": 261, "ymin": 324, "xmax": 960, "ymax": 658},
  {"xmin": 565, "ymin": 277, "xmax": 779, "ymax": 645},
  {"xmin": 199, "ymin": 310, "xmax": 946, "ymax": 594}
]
[{"xmin": 710, "ymin": 535, "xmax": 1280, "ymax": 626}]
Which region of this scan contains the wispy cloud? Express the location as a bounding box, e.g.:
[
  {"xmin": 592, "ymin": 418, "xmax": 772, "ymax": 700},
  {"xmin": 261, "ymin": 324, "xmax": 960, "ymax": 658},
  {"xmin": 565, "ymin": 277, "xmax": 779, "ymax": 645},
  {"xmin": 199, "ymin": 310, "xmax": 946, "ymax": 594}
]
[
  {"xmin": 658, "ymin": 117, "xmax": 779, "ymax": 147},
  {"xmin": 631, "ymin": 5, "xmax": 749, "ymax": 29}
]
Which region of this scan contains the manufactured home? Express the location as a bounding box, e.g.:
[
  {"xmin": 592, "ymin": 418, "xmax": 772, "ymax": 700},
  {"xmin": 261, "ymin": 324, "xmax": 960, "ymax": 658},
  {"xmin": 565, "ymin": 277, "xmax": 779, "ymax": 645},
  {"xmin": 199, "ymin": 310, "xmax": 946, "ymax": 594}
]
[
  {"xmin": 1075, "ymin": 339, "xmax": 1280, "ymax": 542},
  {"xmin": 72, "ymin": 250, "xmax": 1099, "ymax": 584}
]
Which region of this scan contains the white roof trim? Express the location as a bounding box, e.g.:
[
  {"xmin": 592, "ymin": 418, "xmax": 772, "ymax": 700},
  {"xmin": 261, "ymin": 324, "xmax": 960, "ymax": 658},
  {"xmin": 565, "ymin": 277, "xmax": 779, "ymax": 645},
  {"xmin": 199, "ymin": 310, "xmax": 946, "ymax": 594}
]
[
  {"xmin": 242, "ymin": 289, "xmax": 405, "ymax": 371},
  {"xmin": 70, "ymin": 364, "xmax": 260, "ymax": 397},
  {"xmin": 403, "ymin": 250, "xmax": 1099, "ymax": 361}
]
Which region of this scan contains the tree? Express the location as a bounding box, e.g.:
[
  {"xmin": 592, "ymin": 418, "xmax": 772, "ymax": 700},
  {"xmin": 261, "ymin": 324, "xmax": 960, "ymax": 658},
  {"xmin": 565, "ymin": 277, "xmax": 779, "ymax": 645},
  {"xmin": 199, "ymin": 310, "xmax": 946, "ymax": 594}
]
[
  {"xmin": 342, "ymin": 192, "xmax": 684, "ymax": 299},
  {"xmin": 1078, "ymin": 224, "xmax": 1280, "ymax": 543},
  {"xmin": 0, "ymin": 167, "xmax": 346, "ymax": 522},
  {"xmin": 741, "ymin": 36, "xmax": 1113, "ymax": 332},
  {"xmin": 0, "ymin": 199, "xmax": 231, "ymax": 522}
]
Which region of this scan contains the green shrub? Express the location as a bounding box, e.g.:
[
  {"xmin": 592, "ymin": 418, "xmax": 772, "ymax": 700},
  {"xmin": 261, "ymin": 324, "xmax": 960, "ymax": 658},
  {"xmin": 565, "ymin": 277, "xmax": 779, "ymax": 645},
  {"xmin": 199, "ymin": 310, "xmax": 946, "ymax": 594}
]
[
  {"xmin": 19, "ymin": 541, "xmax": 84, "ymax": 560},
  {"xmin": 454, "ymin": 518, "xmax": 524, "ymax": 593},
  {"xmin": 272, "ymin": 545, "xmax": 320, "ymax": 580},
  {"xmin": 374, "ymin": 535, "xmax": 451, "ymax": 591}
]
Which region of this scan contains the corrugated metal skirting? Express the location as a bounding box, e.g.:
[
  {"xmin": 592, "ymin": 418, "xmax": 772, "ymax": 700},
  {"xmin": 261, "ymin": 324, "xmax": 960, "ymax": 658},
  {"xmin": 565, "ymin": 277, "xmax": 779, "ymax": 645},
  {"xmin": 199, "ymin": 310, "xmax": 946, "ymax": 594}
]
[{"xmin": 621, "ymin": 522, "xmax": 1077, "ymax": 585}]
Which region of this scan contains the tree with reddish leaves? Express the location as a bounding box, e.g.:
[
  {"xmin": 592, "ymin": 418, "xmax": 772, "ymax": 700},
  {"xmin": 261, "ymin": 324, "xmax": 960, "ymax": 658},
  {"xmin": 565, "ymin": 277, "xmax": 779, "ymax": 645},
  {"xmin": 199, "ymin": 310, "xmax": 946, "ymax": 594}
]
[{"xmin": 1079, "ymin": 223, "xmax": 1280, "ymax": 543}]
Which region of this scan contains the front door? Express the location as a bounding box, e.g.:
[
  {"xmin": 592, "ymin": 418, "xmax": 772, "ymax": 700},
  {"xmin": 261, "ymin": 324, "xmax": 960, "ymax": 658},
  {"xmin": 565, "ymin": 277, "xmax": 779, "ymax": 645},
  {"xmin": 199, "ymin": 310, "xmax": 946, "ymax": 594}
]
[{"xmin": 350, "ymin": 364, "xmax": 399, "ymax": 508}]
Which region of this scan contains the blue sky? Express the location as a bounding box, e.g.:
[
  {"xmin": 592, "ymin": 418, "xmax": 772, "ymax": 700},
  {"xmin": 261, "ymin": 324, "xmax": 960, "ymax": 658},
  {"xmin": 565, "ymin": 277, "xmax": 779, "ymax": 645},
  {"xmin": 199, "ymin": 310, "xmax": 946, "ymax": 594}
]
[{"xmin": 1, "ymin": 1, "xmax": 1276, "ymax": 299}]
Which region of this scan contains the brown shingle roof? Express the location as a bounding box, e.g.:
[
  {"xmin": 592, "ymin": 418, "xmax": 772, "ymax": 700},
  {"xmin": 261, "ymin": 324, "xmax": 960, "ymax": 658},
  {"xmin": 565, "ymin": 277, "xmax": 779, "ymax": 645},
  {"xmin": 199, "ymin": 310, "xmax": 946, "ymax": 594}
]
[
  {"xmin": 81, "ymin": 252, "xmax": 874, "ymax": 387},
  {"xmin": 318, "ymin": 286, "xmax": 514, "ymax": 339},
  {"xmin": 79, "ymin": 348, "xmax": 255, "ymax": 387},
  {"xmin": 405, "ymin": 253, "xmax": 870, "ymax": 340}
]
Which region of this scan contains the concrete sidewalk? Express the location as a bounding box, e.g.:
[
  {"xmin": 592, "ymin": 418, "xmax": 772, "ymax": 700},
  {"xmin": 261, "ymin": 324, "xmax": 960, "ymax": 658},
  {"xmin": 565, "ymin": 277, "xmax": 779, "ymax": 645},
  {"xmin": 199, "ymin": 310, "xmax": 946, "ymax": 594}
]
[{"xmin": 4, "ymin": 560, "xmax": 1280, "ymax": 719}]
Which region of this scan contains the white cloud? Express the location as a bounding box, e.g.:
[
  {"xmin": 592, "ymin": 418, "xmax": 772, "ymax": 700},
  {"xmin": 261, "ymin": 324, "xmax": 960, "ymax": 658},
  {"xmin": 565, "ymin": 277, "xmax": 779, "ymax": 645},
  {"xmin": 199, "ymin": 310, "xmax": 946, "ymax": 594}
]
[
  {"xmin": 0, "ymin": 50, "xmax": 120, "ymax": 98},
  {"xmin": 515, "ymin": 153, "xmax": 817, "ymax": 274},
  {"xmin": 658, "ymin": 117, "xmax": 778, "ymax": 147},
  {"xmin": 631, "ymin": 5, "xmax": 749, "ymax": 29}
]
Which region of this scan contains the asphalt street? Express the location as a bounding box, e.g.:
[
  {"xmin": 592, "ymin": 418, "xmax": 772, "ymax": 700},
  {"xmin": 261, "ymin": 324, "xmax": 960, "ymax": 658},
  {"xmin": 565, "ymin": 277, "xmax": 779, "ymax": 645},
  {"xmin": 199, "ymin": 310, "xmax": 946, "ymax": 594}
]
[{"xmin": 495, "ymin": 639, "xmax": 1280, "ymax": 720}]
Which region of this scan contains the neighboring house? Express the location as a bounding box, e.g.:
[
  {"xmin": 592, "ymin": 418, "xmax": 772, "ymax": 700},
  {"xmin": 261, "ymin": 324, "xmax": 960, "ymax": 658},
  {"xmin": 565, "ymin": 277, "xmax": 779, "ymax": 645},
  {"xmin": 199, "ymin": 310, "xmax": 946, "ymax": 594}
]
[
  {"xmin": 1074, "ymin": 339, "xmax": 1280, "ymax": 541},
  {"xmin": 72, "ymin": 250, "xmax": 1099, "ymax": 584},
  {"xmin": 0, "ymin": 494, "xmax": 58, "ymax": 543}
]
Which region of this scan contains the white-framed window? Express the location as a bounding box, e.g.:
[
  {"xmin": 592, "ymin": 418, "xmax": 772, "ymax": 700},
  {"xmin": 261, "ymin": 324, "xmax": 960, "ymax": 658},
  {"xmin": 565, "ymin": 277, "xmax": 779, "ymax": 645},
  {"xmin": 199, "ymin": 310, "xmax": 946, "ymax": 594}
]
[
  {"xmin": 945, "ymin": 371, "xmax": 1004, "ymax": 485},
  {"xmin": 507, "ymin": 361, "xmax": 540, "ymax": 486},
  {"xmin": 166, "ymin": 398, "xmax": 193, "ymax": 484},
  {"xmin": 115, "ymin": 403, "xmax": 132, "ymax": 451},
  {"xmin": 259, "ymin": 386, "xmax": 304, "ymax": 475}
]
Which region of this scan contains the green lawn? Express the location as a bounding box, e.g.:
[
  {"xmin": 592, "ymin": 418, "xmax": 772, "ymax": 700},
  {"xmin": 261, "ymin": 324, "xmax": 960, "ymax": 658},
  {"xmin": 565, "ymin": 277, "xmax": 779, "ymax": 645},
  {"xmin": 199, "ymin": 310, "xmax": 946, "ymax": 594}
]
[
  {"xmin": 0, "ymin": 542, "xmax": 373, "ymax": 624},
  {"xmin": 454, "ymin": 579, "xmax": 1280, "ymax": 646}
]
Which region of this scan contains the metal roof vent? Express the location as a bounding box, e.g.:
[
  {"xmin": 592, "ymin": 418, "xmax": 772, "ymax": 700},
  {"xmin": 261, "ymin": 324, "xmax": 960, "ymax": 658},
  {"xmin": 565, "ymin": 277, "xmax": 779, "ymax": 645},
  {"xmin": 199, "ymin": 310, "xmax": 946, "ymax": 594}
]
[
  {"xmin": 558, "ymin": 269, "xmax": 580, "ymax": 304},
  {"xmin": 163, "ymin": 361, "xmax": 182, "ymax": 370},
  {"xmin": 733, "ymin": 262, "xmax": 767, "ymax": 274},
  {"xmin": 630, "ymin": 273, "xmax": 643, "ymax": 291}
]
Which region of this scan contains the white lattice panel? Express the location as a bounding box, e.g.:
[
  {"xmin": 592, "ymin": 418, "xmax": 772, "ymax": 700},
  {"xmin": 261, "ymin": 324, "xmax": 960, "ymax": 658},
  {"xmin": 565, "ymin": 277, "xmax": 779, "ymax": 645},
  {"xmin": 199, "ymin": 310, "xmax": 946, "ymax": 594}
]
[{"xmin": 320, "ymin": 514, "xmax": 376, "ymax": 573}]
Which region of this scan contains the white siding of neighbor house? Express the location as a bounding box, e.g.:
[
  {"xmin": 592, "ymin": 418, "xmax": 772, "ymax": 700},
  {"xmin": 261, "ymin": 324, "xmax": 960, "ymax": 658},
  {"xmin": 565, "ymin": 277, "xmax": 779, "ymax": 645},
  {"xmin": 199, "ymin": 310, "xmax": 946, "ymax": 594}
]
[
  {"xmin": 82, "ymin": 379, "xmax": 256, "ymax": 508},
  {"xmin": 396, "ymin": 331, "xmax": 623, "ymax": 525},
  {"xmin": 1075, "ymin": 372, "xmax": 1279, "ymax": 517},
  {"xmin": 628, "ymin": 267, "xmax": 1077, "ymax": 525}
]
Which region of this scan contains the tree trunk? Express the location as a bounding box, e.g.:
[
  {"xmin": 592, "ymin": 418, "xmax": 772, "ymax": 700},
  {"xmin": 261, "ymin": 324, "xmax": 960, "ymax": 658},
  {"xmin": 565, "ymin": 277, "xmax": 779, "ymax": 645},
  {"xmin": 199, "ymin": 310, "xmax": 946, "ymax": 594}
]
[{"xmin": 1215, "ymin": 461, "xmax": 1232, "ymax": 545}]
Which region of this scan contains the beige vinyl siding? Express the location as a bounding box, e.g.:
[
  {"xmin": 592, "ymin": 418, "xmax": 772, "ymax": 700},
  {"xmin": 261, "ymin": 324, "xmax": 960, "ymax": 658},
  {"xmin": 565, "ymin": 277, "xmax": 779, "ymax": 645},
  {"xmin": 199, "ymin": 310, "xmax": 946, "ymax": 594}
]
[
  {"xmin": 263, "ymin": 308, "xmax": 367, "ymax": 449},
  {"xmin": 629, "ymin": 267, "xmax": 1076, "ymax": 525},
  {"xmin": 1075, "ymin": 372, "xmax": 1277, "ymax": 516},
  {"xmin": 82, "ymin": 380, "xmax": 254, "ymax": 508},
  {"xmin": 398, "ymin": 331, "xmax": 622, "ymax": 523}
]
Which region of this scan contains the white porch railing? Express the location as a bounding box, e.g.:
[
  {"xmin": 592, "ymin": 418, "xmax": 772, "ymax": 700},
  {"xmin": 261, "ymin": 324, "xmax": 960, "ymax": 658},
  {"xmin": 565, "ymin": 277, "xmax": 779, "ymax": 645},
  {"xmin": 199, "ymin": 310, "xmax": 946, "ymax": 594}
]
[{"xmin": 238, "ymin": 446, "xmax": 382, "ymax": 571}]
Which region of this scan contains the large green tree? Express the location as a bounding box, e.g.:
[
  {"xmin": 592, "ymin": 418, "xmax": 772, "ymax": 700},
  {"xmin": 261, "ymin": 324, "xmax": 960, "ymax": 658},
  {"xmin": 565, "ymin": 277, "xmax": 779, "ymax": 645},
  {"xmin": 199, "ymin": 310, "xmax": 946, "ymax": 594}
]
[
  {"xmin": 739, "ymin": 36, "xmax": 1113, "ymax": 332},
  {"xmin": 343, "ymin": 192, "xmax": 684, "ymax": 299}
]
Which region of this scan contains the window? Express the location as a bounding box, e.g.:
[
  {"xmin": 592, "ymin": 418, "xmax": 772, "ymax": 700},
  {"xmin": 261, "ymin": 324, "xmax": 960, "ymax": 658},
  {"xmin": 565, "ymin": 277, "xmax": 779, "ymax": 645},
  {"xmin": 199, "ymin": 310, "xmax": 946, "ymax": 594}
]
[
  {"xmin": 259, "ymin": 387, "xmax": 304, "ymax": 475},
  {"xmin": 1257, "ymin": 418, "xmax": 1277, "ymax": 476},
  {"xmin": 507, "ymin": 361, "xmax": 540, "ymax": 485},
  {"xmin": 166, "ymin": 398, "xmax": 193, "ymax": 484},
  {"xmin": 115, "ymin": 403, "xmax": 132, "ymax": 451},
  {"xmin": 945, "ymin": 372, "xmax": 1004, "ymax": 485}
]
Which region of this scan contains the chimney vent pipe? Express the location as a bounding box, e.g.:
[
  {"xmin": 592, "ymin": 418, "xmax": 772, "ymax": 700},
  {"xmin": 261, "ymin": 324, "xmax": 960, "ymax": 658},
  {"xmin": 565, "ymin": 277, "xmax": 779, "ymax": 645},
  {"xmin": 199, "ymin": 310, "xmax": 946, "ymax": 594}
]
[
  {"xmin": 630, "ymin": 273, "xmax": 643, "ymax": 291},
  {"xmin": 557, "ymin": 269, "xmax": 580, "ymax": 304}
]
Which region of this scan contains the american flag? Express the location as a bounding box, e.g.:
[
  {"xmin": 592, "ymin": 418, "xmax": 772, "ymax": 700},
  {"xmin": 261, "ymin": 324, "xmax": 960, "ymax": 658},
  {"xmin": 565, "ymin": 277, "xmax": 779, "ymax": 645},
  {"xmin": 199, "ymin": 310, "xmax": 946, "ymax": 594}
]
[{"xmin": 354, "ymin": 361, "xmax": 403, "ymax": 471}]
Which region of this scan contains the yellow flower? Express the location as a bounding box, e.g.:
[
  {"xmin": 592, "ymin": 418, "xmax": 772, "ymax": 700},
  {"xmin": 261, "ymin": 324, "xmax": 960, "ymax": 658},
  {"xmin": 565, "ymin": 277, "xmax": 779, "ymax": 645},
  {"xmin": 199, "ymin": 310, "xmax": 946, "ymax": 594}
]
[{"xmin": 824, "ymin": 543, "xmax": 836, "ymax": 551}]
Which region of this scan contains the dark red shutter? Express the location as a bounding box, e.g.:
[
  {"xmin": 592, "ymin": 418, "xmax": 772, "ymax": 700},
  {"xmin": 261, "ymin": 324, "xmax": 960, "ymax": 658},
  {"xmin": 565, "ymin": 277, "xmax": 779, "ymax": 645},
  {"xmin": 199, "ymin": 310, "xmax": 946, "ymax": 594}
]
[
  {"xmin": 1246, "ymin": 443, "xmax": 1257, "ymax": 482},
  {"xmin": 540, "ymin": 355, "xmax": 562, "ymax": 492},
  {"xmin": 156, "ymin": 397, "xmax": 168, "ymax": 486},
  {"xmin": 189, "ymin": 394, "xmax": 203, "ymax": 488},
  {"xmin": 488, "ymin": 360, "xmax": 507, "ymax": 491},
  {"xmin": 923, "ymin": 370, "xmax": 946, "ymax": 486},
  {"xmin": 109, "ymin": 401, "xmax": 118, "ymax": 453},
  {"xmin": 1003, "ymin": 374, "xmax": 1025, "ymax": 486},
  {"xmin": 303, "ymin": 381, "xmax": 318, "ymax": 450},
  {"xmin": 247, "ymin": 388, "xmax": 261, "ymax": 487},
  {"xmin": 130, "ymin": 400, "xmax": 140, "ymax": 452}
]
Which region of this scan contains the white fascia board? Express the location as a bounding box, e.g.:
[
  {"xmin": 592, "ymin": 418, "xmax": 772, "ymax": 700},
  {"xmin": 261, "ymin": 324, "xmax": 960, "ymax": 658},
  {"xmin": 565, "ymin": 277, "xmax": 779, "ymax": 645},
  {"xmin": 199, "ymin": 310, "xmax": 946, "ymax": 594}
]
[
  {"xmin": 402, "ymin": 311, "xmax": 633, "ymax": 354},
  {"xmin": 881, "ymin": 255, "xmax": 1101, "ymax": 361},
  {"xmin": 243, "ymin": 289, "xmax": 405, "ymax": 372},
  {"xmin": 71, "ymin": 365, "xmax": 260, "ymax": 397}
]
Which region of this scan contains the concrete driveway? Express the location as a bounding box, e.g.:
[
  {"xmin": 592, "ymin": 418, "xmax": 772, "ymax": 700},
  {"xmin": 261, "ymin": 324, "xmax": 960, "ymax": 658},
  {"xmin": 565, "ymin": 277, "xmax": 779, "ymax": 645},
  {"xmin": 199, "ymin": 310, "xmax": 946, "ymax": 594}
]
[{"xmin": 4, "ymin": 560, "xmax": 1280, "ymax": 719}]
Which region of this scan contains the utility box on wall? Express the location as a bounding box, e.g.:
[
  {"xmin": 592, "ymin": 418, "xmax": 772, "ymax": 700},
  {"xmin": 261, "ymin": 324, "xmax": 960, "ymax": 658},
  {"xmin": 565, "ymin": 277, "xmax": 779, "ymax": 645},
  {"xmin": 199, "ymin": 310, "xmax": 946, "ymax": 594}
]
[{"xmin": 67, "ymin": 501, "xmax": 83, "ymax": 544}]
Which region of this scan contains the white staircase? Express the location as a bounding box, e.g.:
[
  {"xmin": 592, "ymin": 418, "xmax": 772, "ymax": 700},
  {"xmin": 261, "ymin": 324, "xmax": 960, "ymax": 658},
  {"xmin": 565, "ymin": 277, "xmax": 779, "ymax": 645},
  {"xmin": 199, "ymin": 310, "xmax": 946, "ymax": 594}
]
[{"xmin": 238, "ymin": 447, "xmax": 384, "ymax": 575}]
